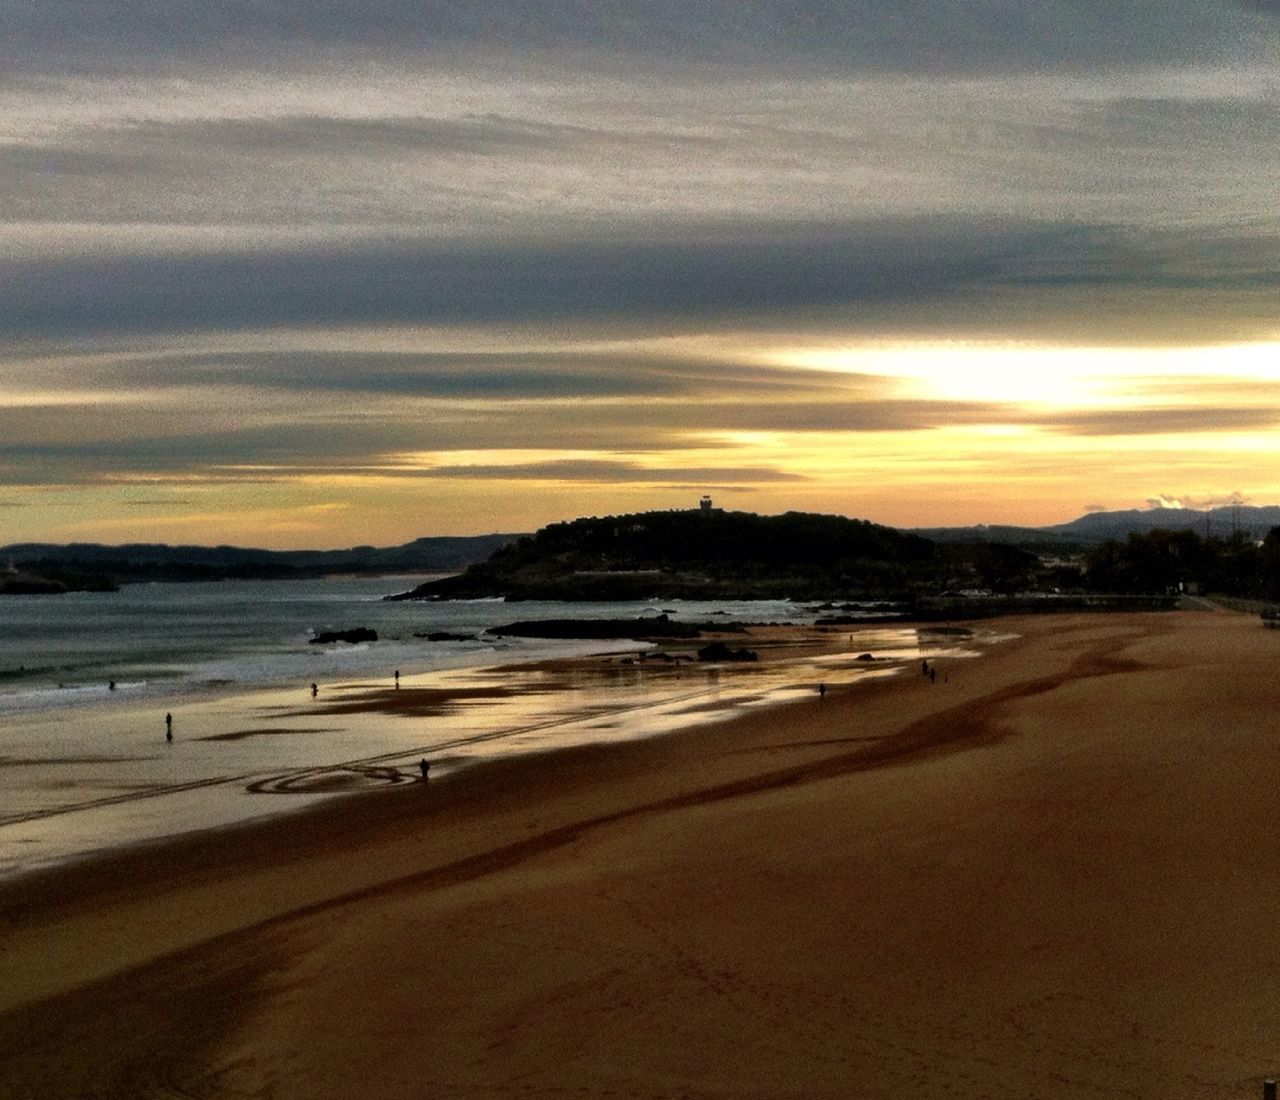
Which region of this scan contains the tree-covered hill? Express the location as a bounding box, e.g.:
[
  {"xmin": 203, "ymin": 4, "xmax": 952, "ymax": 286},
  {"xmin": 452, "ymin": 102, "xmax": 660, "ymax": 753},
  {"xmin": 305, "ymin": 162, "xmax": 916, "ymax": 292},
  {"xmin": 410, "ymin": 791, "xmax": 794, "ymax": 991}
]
[{"xmin": 391, "ymin": 509, "xmax": 938, "ymax": 600}]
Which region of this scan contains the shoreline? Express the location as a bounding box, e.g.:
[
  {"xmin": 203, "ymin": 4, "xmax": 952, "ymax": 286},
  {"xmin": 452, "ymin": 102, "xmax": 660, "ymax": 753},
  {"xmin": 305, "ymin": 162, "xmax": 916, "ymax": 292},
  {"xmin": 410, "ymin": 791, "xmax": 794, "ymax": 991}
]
[
  {"xmin": 0, "ymin": 628, "xmax": 627, "ymax": 719},
  {"xmin": 0, "ymin": 621, "xmax": 977, "ymax": 883},
  {"xmin": 7, "ymin": 610, "xmax": 1278, "ymax": 1097},
  {"xmin": 0, "ymin": 614, "xmax": 992, "ymax": 905}
]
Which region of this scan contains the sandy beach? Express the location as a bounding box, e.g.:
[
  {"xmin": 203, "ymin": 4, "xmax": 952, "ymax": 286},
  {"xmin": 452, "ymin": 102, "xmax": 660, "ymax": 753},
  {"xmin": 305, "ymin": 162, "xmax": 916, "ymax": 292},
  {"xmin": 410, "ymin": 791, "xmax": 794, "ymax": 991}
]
[
  {"xmin": 0, "ymin": 621, "xmax": 946, "ymax": 879},
  {"xmin": 3, "ymin": 609, "xmax": 1280, "ymax": 1098}
]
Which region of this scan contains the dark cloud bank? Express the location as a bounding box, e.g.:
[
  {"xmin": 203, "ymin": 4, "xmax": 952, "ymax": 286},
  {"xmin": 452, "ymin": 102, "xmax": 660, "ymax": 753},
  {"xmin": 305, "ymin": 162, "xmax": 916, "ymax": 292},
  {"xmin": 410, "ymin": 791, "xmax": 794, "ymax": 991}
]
[
  {"xmin": 3, "ymin": 1, "xmax": 1274, "ymax": 74},
  {"xmin": 4, "ymin": 220, "xmax": 1276, "ymax": 342}
]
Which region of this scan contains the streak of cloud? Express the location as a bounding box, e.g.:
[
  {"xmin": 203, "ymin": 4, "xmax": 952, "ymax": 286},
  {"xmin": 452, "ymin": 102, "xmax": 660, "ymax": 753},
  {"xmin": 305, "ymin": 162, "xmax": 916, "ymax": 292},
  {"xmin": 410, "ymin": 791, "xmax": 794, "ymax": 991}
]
[
  {"xmin": 1032, "ymin": 408, "xmax": 1280, "ymax": 436},
  {"xmin": 5, "ymin": 222, "xmax": 1278, "ymax": 340},
  {"xmin": 1, "ymin": 2, "xmax": 1270, "ymax": 75}
]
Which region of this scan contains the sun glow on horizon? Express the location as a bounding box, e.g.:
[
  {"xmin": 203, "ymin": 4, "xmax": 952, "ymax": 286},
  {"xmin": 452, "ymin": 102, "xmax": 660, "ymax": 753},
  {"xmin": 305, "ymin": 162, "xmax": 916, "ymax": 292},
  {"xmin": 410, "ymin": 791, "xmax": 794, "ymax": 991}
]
[
  {"xmin": 5, "ymin": 328, "xmax": 1279, "ymax": 547},
  {"xmin": 765, "ymin": 340, "xmax": 1280, "ymax": 410}
]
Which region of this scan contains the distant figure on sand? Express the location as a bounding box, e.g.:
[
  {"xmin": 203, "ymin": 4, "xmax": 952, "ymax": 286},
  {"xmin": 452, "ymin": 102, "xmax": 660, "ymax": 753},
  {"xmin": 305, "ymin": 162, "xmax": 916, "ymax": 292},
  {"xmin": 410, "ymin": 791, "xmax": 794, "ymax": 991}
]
[
  {"xmin": 921, "ymin": 660, "xmax": 928, "ymax": 677},
  {"xmin": 929, "ymin": 667, "xmax": 937, "ymax": 684},
  {"xmin": 310, "ymin": 682, "xmax": 318, "ymax": 698},
  {"xmin": 419, "ymin": 758, "xmax": 430, "ymax": 780},
  {"xmin": 165, "ymin": 712, "xmax": 173, "ymax": 742},
  {"xmin": 394, "ymin": 669, "xmax": 400, "ymax": 688},
  {"xmin": 818, "ymin": 682, "xmax": 826, "ymax": 699}
]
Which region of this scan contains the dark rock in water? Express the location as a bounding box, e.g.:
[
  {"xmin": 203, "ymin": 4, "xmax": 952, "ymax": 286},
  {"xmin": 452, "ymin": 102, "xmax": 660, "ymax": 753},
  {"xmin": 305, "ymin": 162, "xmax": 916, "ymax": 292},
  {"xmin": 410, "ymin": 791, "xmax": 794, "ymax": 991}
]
[
  {"xmin": 0, "ymin": 576, "xmax": 66, "ymax": 595},
  {"xmin": 309, "ymin": 627, "xmax": 378, "ymax": 645},
  {"xmin": 855, "ymin": 652, "xmax": 877, "ymax": 661},
  {"xmin": 415, "ymin": 631, "xmax": 474, "ymax": 642},
  {"xmin": 697, "ymin": 641, "xmax": 758, "ymax": 662},
  {"xmin": 815, "ymin": 612, "xmax": 914, "ymax": 625},
  {"xmin": 486, "ymin": 615, "xmax": 704, "ymax": 640},
  {"xmin": 1, "ymin": 570, "xmax": 118, "ymax": 595}
]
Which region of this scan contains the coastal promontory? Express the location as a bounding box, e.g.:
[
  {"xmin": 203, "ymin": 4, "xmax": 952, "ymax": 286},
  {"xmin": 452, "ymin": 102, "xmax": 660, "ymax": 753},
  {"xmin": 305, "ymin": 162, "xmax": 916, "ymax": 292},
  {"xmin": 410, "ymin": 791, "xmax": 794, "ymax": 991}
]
[{"xmin": 389, "ymin": 508, "xmax": 937, "ymax": 602}]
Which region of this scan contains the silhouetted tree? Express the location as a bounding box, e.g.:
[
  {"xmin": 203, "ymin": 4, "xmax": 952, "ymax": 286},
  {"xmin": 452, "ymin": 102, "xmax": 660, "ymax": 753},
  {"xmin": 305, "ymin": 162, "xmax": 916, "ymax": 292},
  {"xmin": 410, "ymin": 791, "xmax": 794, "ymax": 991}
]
[{"xmin": 1085, "ymin": 528, "xmax": 1267, "ymax": 598}]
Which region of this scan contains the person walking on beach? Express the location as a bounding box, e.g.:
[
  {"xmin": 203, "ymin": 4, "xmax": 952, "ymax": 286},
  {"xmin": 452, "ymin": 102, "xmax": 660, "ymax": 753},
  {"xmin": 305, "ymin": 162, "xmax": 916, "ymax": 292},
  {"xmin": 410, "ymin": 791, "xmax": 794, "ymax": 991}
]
[
  {"xmin": 419, "ymin": 758, "xmax": 430, "ymax": 781},
  {"xmin": 921, "ymin": 660, "xmax": 929, "ymax": 677},
  {"xmin": 165, "ymin": 712, "xmax": 173, "ymax": 743},
  {"xmin": 310, "ymin": 682, "xmax": 318, "ymax": 698},
  {"xmin": 818, "ymin": 682, "xmax": 826, "ymax": 699},
  {"xmin": 929, "ymin": 667, "xmax": 937, "ymax": 685},
  {"xmin": 394, "ymin": 669, "xmax": 400, "ymax": 689}
]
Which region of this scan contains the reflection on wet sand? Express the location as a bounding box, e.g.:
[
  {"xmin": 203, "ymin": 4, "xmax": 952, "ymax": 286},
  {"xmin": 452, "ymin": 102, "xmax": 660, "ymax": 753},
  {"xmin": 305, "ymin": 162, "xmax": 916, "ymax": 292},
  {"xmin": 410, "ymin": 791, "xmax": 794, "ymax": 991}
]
[
  {"xmin": 0, "ymin": 755, "xmax": 154, "ymax": 767},
  {"xmin": 0, "ymin": 623, "xmax": 997, "ymax": 879},
  {"xmin": 197, "ymin": 727, "xmax": 338, "ymax": 743}
]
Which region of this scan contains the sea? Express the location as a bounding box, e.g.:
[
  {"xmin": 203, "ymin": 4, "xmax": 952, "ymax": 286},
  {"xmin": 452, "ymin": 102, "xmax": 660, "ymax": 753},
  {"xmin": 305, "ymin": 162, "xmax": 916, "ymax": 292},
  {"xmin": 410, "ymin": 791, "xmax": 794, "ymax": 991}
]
[
  {"xmin": 0, "ymin": 576, "xmax": 991, "ymax": 880},
  {"xmin": 0, "ymin": 574, "xmax": 658, "ymax": 715}
]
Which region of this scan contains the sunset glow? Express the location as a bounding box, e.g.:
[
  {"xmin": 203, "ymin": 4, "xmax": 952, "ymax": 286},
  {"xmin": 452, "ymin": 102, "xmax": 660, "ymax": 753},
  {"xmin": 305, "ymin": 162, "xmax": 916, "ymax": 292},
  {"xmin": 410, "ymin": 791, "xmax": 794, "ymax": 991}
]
[{"xmin": 3, "ymin": 5, "xmax": 1279, "ymax": 546}]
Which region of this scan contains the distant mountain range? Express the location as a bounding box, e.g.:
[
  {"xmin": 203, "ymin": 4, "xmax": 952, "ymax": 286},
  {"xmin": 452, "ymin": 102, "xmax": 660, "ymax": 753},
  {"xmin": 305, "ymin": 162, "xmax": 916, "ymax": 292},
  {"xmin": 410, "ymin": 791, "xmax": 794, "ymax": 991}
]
[
  {"xmin": 914, "ymin": 505, "xmax": 1280, "ymax": 545},
  {"xmin": 1, "ymin": 534, "xmax": 521, "ymax": 587}
]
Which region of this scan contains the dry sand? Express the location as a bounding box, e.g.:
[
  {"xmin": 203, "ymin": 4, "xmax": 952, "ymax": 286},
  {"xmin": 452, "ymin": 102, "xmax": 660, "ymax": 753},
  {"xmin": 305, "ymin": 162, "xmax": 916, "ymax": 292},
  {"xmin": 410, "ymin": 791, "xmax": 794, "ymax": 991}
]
[{"xmin": 3, "ymin": 610, "xmax": 1280, "ymax": 1098}]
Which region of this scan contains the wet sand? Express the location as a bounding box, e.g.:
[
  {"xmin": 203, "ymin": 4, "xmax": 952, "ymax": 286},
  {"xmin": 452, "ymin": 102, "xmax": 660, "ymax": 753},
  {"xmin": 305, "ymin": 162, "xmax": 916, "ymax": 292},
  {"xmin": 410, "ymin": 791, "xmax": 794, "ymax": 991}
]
[
  {"xmin": 0, "ymin": 624, "xmax": 948, "ymax": 878},
  {"xmin": 3, "ymin": 611, "xmax": 1280, "ymax": 1097}
]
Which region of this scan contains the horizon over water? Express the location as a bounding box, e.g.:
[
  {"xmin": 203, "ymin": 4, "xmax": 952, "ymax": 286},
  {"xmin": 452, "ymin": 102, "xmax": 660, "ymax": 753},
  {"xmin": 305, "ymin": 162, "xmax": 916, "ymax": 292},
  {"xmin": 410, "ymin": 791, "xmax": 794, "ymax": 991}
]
[{"xmin": 0, "ymin": 576, "xmax": 998, "ymax": 880}]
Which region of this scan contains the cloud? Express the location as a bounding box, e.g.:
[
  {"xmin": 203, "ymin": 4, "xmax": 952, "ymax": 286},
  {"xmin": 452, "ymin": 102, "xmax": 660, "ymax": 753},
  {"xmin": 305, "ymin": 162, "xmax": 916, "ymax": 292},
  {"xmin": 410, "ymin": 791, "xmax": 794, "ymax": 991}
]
[
  {"xmin": 0, "ymin": 144, "xmax": 150, "ymax": 179},
  {"xmin": 1145, "ymin": 491, "xmax": 1249, "ymax": 510},
  {"xmin": 9, "ymin": 75, "xmax": 1279, "ymax": 242},
  {"xmin": 671, "ymin": 399, "xmax": 1008, "ymax": 434},
  {"xmin": 5, "ymin": 220, "xmax": 1277, "ymax": 342},
  {"xmin": 373, "ymin": 460, "xmax": 809, "ymax": 484},
  {"xmin": 2, "ymin": 350, "xmax": 1272, "ymax": 495},
  {"xmin": 1034, "ymin": 407, "xmax": 1280, "ymax": 436},
  {"xmin": 98, "ymin": 114, "xmax": 680, "ymax": 159},
  {"xmin": 93, "ymin": 350, "xmax": 832, "ymax": 401},
  {"xmin": 2, "ymin": 2, "xmax": 1272, "ymax": 76},
  {"xmin": 0, "ymin": 222, "xmax": 990, "ymax": 337},
  {"xmin": 0, "ymin": 388, "xmax": 974, "ymax": 486}
]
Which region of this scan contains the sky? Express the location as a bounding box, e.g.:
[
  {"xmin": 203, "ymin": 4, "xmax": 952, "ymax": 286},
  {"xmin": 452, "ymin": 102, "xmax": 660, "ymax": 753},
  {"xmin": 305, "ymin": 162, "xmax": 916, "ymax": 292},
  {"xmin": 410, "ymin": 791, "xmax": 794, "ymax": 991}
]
[{"xmin": 2, "ymin": 2, "xmax": 1279, "ymax": 548}]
